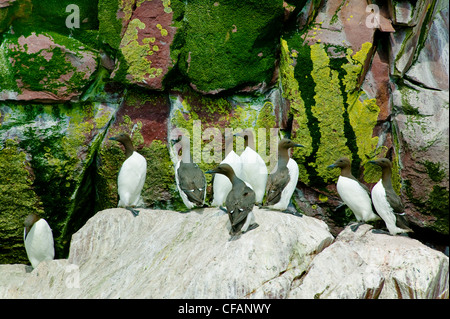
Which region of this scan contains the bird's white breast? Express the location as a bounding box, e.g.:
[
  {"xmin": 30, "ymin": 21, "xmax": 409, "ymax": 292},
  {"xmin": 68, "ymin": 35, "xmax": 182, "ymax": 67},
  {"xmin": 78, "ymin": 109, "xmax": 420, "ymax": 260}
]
[
  {"xmin": 269, "ymin": 158, "xmax": 299, "ymax": 210},
  {"xmin": 336, "ymin": 176, "xmax": 377, "ymax": 222},
  {"xmin": 118, "ymin": 151, "xmax": 147, "ymax": 207},
  {"xmin": 239, "ymin": 147, "xmax": 268, "ymax": 203},
  {"xmin": 24, "ymin": 219, "xmax": 55, "ymax": 268},
  {"xmin": 371, "ymin": 179, "xmax": 405, "ymax": 235},
  {"xmin": 211, "ymin": 151, "xmax": 242, "ymax": 206}
]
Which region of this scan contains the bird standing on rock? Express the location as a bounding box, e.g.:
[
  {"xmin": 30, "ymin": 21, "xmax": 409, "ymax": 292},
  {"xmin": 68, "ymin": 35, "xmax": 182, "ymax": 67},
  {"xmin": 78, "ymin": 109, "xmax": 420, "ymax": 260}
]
[
  {"xmin": 327, "ymin": 157, "xmax": 379, "ymax": 231},
  {"xmin": 24, "ymin": 213, "xmax": 55, "ymax": 269},
  {"xmin": 234, "ymin": 130, "xmax": 268, "ymax": 205},
  {"xmin": 369, "ymin": 158, "xmax": 412, "ymax": 235},
  {"xmin": 211, "ymin": 132, "xmax": 243, "ymax": 207},
  {"xmin": 265, "ymin": 139, "xmax": 303, "ymax": 211},
  {"xmin": 172, "ymin": 134, "xmax": 206, "ymax": 210},
  {"xmin": 109, "ymin": 133, "xmax": 147, "ymax": 217},
  {"xmin": 206, "ymin": 164, "xmax": 258, "ymax": 236}
]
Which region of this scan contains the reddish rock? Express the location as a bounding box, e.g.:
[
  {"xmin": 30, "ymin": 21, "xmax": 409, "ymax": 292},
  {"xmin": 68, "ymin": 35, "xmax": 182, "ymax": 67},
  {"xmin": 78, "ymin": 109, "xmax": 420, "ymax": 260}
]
[
  {"xmin": 111, "ymin": 0, "xmax": 177, "ymax": 90},
  {"xmin": 0, "ymin": 32, "xmax": 98, "ymax": 102}
]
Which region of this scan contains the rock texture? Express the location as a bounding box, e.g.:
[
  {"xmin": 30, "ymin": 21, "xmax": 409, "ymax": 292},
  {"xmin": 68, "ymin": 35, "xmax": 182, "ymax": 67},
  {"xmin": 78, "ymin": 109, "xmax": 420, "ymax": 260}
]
[
  {"xmin": 1, "ymin": 208, "xmax": 448, "ymax": 299},
  {"xmin": 0, "ymin": 0, "xmax": 448, "ymax": 268},
  {"xmin": 0, "ymin": 32, "xmax": 98, "ymax": 102}
]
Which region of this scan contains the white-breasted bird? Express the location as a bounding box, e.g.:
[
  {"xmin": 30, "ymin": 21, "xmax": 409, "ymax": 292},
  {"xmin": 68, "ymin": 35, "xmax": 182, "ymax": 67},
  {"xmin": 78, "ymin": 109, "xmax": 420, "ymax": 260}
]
[
  {"xmin": 109, "ymin": 133, "xmax": 147, "ymax": 216},
  {"xmin": 369, "ymin": 158, "xmax": 412, "ymax": 235},
  {"xmin": 173, "ymin": 134, "xmax": 206, "ymax": 209},
  {"xmin": 24, "ymin": 213, "xmax": 55, "ymax": 269},
  {"xmin": 328, "ymin": 157, "xmax": 379, "ymax": 231},
  {"xmin": 234, "ymin": 130, "xmax": 268, "ymax": 204},
  {"xmin": 265, "ymin": 139, "xmax": 303, "ymax": 211},
  {"xmin": 211, "ymin": 134, "xmax": 243, "ymax": 207}
]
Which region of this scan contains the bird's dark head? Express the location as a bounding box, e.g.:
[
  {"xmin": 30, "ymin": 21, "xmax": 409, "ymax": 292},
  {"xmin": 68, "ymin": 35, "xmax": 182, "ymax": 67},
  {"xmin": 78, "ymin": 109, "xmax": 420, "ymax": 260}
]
[
  {"xmin": 369, "ymin": 158, "xmax": 392, "ymax": 169},
  {"xmin": 109, "ymin": 133, "xmax": 132, "ymax": 145},
  {"xmin": 24, "ymin": 213, "xmax": 40, "ymax": 228},
  {"xmin": 279, "ymin": 138, "xmax": 304, "ymax": 150},
  {"xmin": 109, "ymin": 133, "xmax": 135, "ymax": 157},
  {"xmin": 206, "ymin": 163, "xmax": 235, "ymax": 177},
  {"xmin": 328, "ymin": 157, "xmax": 351, "ymax": 169},
  {"xmin": 24, "ymin": 213, "xmax": 41, "ymax": 238}
]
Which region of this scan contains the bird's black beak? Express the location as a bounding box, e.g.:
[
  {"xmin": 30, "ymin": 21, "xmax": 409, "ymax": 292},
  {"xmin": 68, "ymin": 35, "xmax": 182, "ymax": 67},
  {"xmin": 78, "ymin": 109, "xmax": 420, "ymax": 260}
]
[
  {"xmin": 327, "ymin": 164, "xmax": 337, "ymax": 169},
  {"xmin": 109, "ymin": 136, "xmax": 117, "ymax": 141},
  {"xmin": 368, "ymin": 160, "xmax": 377, "ymax": 165},
  {"xmin": 294, "ymin": 144, "xmax": 304, "ymax": 148},
  {"xmin": 205, "ymin": 169, "xmax": 217, "ymax": 174}
]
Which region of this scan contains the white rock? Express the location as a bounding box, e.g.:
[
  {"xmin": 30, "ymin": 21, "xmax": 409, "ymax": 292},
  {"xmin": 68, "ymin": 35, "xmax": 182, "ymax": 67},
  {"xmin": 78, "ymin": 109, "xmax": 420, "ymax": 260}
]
[
  {"xmin": 1, "ymin": 210, "xmax": 447, "ymax": 299},
  {"xmin": 0, "ymin": 208, "xmax": 333, "ymax": 299},
  {"xmin": 289, "ymin": 224, "xmax": 449, "ymax": 299}
]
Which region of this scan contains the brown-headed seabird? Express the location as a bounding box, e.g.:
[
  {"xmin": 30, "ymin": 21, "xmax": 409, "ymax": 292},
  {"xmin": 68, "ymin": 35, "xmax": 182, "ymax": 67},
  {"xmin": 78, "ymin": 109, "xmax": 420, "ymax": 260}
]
[
  {"xmin": 206, "ymin": 164, "xmax": 258, "ymax": 236},
  {"xmin": 109, "ymin": 133, "xmax": 147, "ymax": 216}
]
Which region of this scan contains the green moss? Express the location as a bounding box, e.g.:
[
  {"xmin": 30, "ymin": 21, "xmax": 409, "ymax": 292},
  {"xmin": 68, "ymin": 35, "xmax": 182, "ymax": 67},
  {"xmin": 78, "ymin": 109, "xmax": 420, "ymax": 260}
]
[
  {"xmin": 279, "ymin": 38, "xmax": 312, "ymax": 184},
  {"xmin": 140, "ymin": 140, "xmax": 184, "ymax": 210},
  {"xmin": 0, "ymin": 139, "xmax": 44, "ymax": 264},
  {"xmin": 284, "ymin": 32, "xmax": 323, "ymax": 186},
  {"xmin": 98, "ymin": 0, "xmax": 123, "ymax": 50},
  {"xmin": 310, "ymin": 43, "xmax": 351, "ymax": 182},
  {"xmin": 117, "ymin": 18, "xmax": 162, "ymax": 83},
  {"xmin": 178, "ymin": 0, "xmax": 284, "ymax": 93},
  {"xmin": 422, "ymin": 160, "xmax": 446, "ymax": 182},
  {"xmin": 426, "ymin": 186, "xmax": 449, "ymax": 234},
  {"xmin": 0, "ymin": 32, "xmax": 97, "ymax": 96},
  {"xmin": 1, "ymin": 102, "xmax": 116, "ymax": 259}
]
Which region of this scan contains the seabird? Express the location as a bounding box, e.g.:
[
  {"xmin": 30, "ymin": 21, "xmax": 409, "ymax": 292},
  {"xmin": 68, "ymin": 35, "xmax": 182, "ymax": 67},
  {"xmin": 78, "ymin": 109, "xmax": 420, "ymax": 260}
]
[
  {"xmin": 328, "ymin": 157, "xmax": 379, "ymax": 231},
  {"xmin": 24, "ymin": 213, "xmax": 55, "ymax": 269},
  {"xmin": 265, "ymin": 139, "xmax": 303, "ymax": 211},
  {"xmin": 172, "ymin": 135, "xmax": 206, "ymax": 209},
  {"xmin": 211, "ymin": 133, "xmax": 243, "ymax": 207},
  {"xmin": 109, "ymin": 133, "xmax": 147, "ymax": 216},
  {"xmin": 206, "ymin": 164, "xmax": 258, "ymax": 236},
  {"xmin": 369, "ymin": 158, "xmax": 412, "ymax": 235},
  {"xmin": 234, "ymin": 130, "xmax": 268, "ymax": 204}
]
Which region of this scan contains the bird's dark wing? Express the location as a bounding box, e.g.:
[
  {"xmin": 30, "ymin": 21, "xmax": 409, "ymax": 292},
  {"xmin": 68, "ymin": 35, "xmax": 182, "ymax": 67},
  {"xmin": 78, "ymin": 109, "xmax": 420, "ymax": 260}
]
[
  {"xmin": 357, "ymin": 180, "xmax": 371, "ymax": 195},
  {"xmin": 385, "ymin": 187, "xmax": 404, "ymax": 215},
  {"xmin": 226, "ymin": 184, "xmax": 256, "ymax": 233},
  {"xmin": 178, "ymin": 162, "xmax": 206, "ymax": 206},
  {"xmin": 265, "ymin": 167, "xmax": 290, "ymax": 205}
]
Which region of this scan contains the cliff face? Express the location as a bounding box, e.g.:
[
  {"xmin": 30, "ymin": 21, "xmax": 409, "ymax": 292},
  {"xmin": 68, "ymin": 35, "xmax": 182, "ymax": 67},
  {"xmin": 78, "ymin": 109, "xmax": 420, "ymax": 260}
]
[
  {"xmin": 0, "ymin": 208, "xmax": 448, "ymax": 299},
  {"xmin": 0, "ymin": 0, "xmax": 448, "ymax": 264}
]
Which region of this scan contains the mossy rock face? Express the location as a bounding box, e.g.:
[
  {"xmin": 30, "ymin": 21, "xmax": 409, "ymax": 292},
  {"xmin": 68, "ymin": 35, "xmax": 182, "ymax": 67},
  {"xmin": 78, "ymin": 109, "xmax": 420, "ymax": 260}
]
[
  {"xmin": 167, "ymin": 87, "xmax": 279, "ymax": 206},
  {"xmin": 0, "ymin": 101, "xmax": 118, "ymax": 262},
  {"xmin": 97, "ymin": 88, "xmax": 184, "ymax": 211},
  {"xmin": 0, "ymin": 31, "xmax": 98, "ymax": 101},
  {"xmin": 281, "ymin": 35, "xmax": 383, "ymax": 188},
  {"xmin": 0, "ymin": 139, "xmax": 44, "ymax": 264},
  {"xmin": 178, "ymin": 0, "xmax": 284, "ymax": 94},
  {"xmin": 0, "ymin": 0, "xmax": 26, "ymax": 34},
  {"xmin": 99, "ymin": 0, "xmax": 178, "ymax": 90}
]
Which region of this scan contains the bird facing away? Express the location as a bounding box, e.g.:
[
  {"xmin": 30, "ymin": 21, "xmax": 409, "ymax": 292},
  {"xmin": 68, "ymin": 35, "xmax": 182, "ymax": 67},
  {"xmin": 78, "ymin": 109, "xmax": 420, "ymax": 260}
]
[
  {"xmin": 109, "ymin": 133, "xmax": 147, "ymax": 217},
  {"xmin": 24, "ymin": 213, "xmax": 55, "ymax": 269},
  {"xmin": 234, "ymin": 130, "xmax": 268, "ymax": 204},
  {"xmin": 173, "ymin": 135, "xmax": 206, "ymax": 209},
  {"xmin": 327, "ymin": 157, "xmax": 379, "ymax": 230},
  {"xmin": 206, "ymin": 164, "xmax": 258, "ymax": 236},
  {"xmin": 265, "ymin": 139, "xmax": 303, "ymax": 210},
  {"xmin": 211, "ymin": 133, "xmax": 243, "ymax": 207},
  {"xmin": 369, "ymin": 158, "xmax": 412, "ymax": 235}
]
